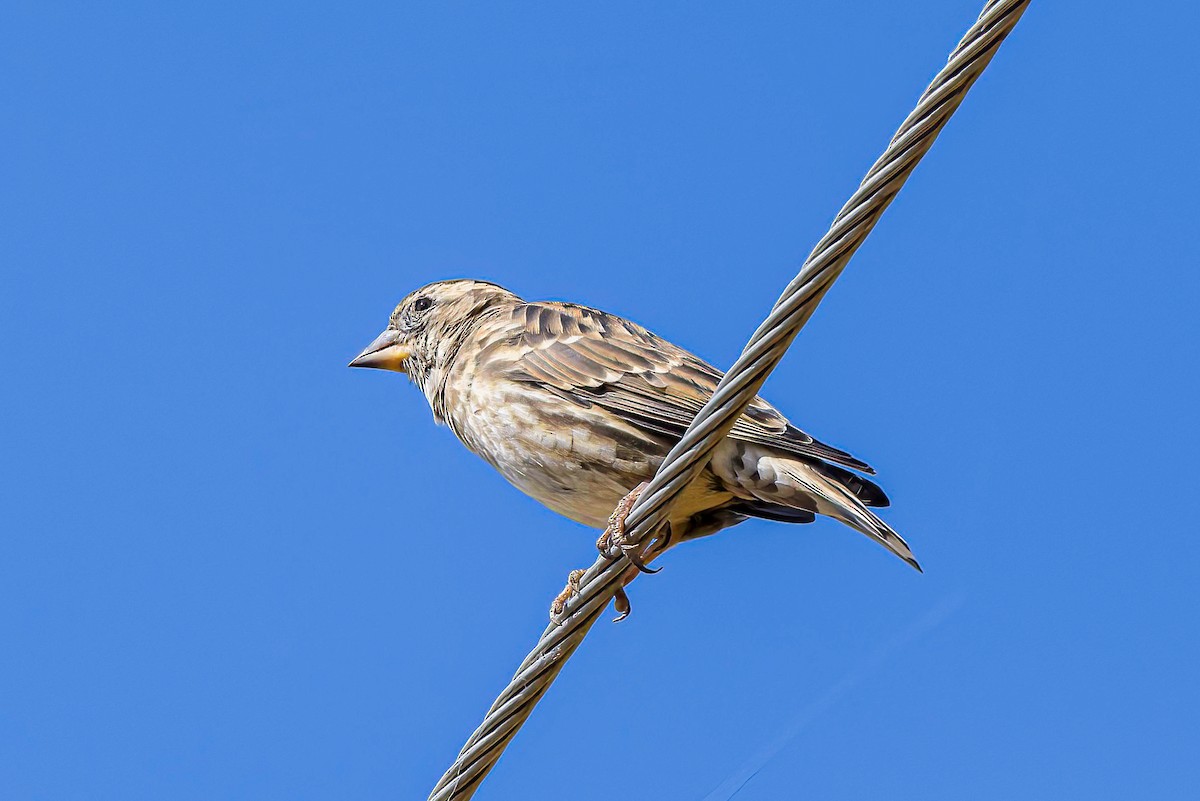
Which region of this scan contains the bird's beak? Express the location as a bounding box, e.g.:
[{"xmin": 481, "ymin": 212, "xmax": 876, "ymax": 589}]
[{"xmin": 348, "ymin": 329, "xmax": 410, "ymax": 373}]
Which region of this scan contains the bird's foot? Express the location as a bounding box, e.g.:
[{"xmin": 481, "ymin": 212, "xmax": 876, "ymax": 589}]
[
  {"xmin": 549, "ymin": 568, "xmax": 586, "ymax": 623},
  {"xmin": 549, "ymin": 567, "xmax": 635, "ymax": 624},
  {"xmin": 595, "ymin": 482, "xmax": 660, "ymax": 575}
]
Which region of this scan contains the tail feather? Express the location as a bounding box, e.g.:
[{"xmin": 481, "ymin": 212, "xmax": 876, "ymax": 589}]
[
  {"xmin": 729, "ymin": 449, "xmax": 920, "ymax": 571},
  {"xmin": 809, "ymin": 460, "xmax": 890, "ymax": 507}
]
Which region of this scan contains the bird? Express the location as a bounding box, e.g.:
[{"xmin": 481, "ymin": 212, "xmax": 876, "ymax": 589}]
[{"xmin": 349, "ymin": 279, "xmax": 919, "ymax": 615}]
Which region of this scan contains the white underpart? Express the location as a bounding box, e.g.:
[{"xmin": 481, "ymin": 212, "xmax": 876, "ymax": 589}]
[{"xmin": 450, "ymin": 384, "xmax": 661, "ymax": 529}]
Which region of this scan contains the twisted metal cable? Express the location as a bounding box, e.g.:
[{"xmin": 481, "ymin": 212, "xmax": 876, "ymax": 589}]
[{"xmin": 429, "ymin": 2, "xmax": 1029, "ymax": 798}]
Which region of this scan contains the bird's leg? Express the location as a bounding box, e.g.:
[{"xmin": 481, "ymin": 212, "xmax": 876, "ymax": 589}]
[
  {"xmin": 595, "ymin": 483, "xmax": 645, "ymax": 554},
  {"xmin": 549, "ymin": 567, "xmax": 638, "ymax": 624},
  {"xmin": 549, "ymin": 568, "xmax": 586, "ymax": 623},
  {"xmin": 552, "ymin": 483, "xmax": 647, "ymax": 623},
  {"xmin": 595, "ymin": 482, "xmax": 660, "ymax": 574}
]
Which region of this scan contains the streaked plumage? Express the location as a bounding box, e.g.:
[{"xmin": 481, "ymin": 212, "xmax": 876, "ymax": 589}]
[{"xmin": 350, "ymin": 279, "xmax": 919, "ymax": 571}]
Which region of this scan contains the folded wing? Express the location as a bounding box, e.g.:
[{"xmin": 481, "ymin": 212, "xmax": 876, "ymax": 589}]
[{"xmin": 496, "ymin": 301, "xmax": 880, "ymax": 479}]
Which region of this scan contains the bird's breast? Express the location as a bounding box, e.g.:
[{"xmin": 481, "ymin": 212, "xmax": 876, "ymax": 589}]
[{"xmin": 444, "ymin": 379, "xmax": 667, "ymax": 528}]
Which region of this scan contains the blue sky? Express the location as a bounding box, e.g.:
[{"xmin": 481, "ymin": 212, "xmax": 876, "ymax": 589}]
[{"xmin": 3, "ymin": 2, "xmax": 1197, "ymax": 799}]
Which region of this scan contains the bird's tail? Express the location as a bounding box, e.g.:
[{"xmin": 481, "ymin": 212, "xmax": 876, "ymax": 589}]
[{"xmin": 738, "ymin": 453, "xmax": 921, "ymax": 572}]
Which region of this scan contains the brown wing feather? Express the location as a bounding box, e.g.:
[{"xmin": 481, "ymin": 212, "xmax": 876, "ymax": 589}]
[{"xmin": 502, "ymin": 302, "xmax": 876, "ymax": 475}]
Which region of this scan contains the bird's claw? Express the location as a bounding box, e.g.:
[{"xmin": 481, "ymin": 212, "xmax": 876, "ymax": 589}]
[
  {"xmin": 613, "ymin": 587, "xmax": 632, "ymax": 623},
  {"xmin": 620, "ymin": 544, "xmax": 661, "ymax": 574}
]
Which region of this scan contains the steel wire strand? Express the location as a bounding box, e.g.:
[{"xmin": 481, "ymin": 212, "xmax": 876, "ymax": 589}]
[{"xmin": 428, "ymin": 2, "xmax": 1028, "ymax": 798}]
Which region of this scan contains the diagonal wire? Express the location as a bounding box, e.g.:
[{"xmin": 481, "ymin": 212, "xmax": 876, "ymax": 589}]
[{"xmin": 428, "ymin": 2, "xmax": 1030, "ymax": 798}]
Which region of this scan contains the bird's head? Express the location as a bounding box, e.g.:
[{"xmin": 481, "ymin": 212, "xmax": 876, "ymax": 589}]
[{"xmin": 348, "ymin": 279, "xmax": 520, "ymax": 392}]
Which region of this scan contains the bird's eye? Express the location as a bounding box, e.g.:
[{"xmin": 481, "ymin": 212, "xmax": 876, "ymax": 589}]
[{"xmin": 412, "ymin": 296, "xmax": 433, "ymax": 312}]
